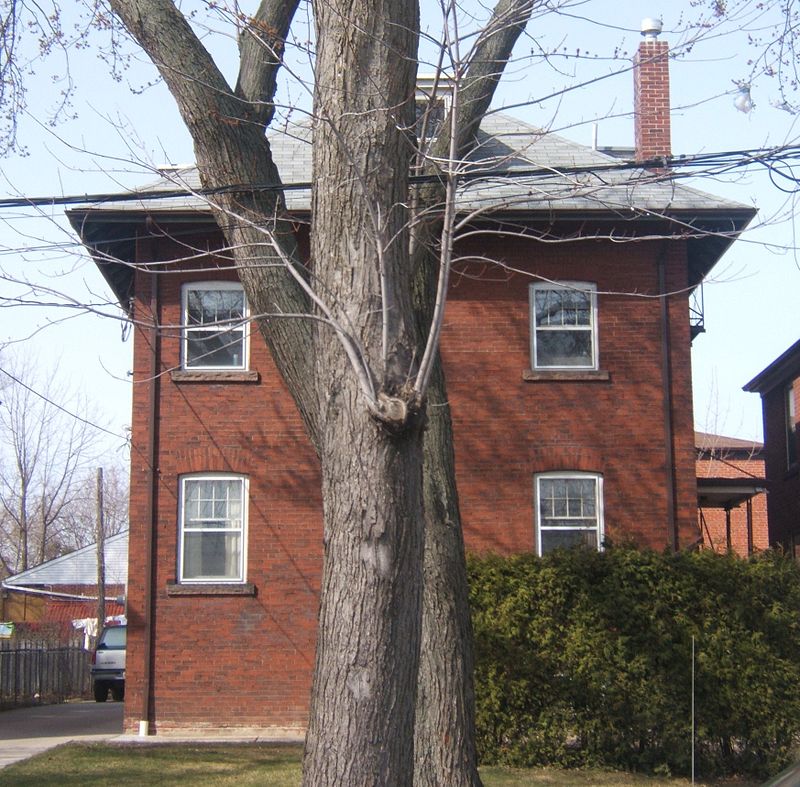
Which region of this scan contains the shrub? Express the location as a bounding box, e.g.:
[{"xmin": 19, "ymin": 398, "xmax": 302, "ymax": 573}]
[{"xmin": 468, "ymin": 547, "xmax": 800, "ymax": 779}]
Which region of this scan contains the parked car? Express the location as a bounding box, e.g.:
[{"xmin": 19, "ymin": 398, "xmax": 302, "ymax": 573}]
[{"xmin": 91, "ymin": 624, "xmax": 126, "ymax": 702}]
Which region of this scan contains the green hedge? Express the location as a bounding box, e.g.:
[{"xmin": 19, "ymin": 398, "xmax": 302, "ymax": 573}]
[{"xmin": 468, "ymin": 547, "xmax": 800, "ymax": 779}]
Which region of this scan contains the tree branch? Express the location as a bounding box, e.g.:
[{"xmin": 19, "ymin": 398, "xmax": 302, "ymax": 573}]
[
  {"xmin": 236, "ymin": 0, "xmax": 301, "ymax": 130},
  {"xmin": 108, "ymin": 0, "xmax": 322, "ymax": 444}
]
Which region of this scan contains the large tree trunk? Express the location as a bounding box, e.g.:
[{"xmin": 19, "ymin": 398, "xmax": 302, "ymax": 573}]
[
  {"xmin": 302, "ymin": 0, "xmax": 423, "ymax": 783},
  {"xmin": 305, "ymin": 409, "xmax": 424, "ymax": 783}
]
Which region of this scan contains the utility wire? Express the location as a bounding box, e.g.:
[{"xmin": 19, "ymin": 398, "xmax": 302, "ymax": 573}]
[
  {"xmin": 2, "ymin": 145, "xmax": 800, "ymax": 209},
  {"xmin": 0, "ymin": 366, "xmax": 128, "ymax": 442}
]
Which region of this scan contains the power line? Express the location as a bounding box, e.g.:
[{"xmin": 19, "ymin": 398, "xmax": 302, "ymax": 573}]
[
  {"xmin": 0, "ymin": 366, "xmax": 128, "ymax": 443},
  {"xmin": 2, "ymin": 145, "xmax": 800, "ymax": 209}
]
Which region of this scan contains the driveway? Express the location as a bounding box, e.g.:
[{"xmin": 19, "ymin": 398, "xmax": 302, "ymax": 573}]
[{"xmin": 0, "ymin": 701, "xmax": 123, "ymax": 769}]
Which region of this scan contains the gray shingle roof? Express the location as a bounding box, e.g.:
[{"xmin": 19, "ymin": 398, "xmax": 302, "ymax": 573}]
[
  {"xmin": 70, "ymin": 113, "xmax": 749, "ymax": 217},
  {"xmin": 3, "ymin": 530, "xmax": 128, "ymax": 588},
  {"xmin": 67, "ymin": 112, "xmax": 756, "ymax": 305}
]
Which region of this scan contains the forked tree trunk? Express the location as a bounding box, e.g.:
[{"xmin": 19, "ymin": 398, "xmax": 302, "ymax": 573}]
[{"xmin": 106, "ymin": 2, "xmax": 531, "ymax": 783}]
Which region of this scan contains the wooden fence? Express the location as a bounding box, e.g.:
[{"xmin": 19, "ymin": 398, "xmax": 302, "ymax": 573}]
[{"xmin": 0, "ymin": 636, "xmax": 90, "ymax": 708}]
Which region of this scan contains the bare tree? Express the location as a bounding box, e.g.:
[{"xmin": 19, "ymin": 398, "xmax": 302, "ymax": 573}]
[
  {"xmin": 89, "ymin": 1, "xmax": 543, "ymax": 783},
  {"xmin": 0, "ymin": 1, "xmax": 797, "ymax": 785},
  {"xmin": 57, "ymin": 461, "xmax": 129, "ymax": 552},
  {"xmin": 0, "ymin": 354, "xmax": 101, "ymax": 575}
]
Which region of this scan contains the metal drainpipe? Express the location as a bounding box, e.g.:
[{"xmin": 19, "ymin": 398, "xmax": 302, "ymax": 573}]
[
  {"xmin": 658, "ymin": 248, "xmax": 679, "ymax": 552},
  {"xmin": 725, "ymin": 506, "xmax": 733, "ymax": 552},
  {"xmin": 140, "ymin": 260, "xmax": 160, "ymax": 737}
]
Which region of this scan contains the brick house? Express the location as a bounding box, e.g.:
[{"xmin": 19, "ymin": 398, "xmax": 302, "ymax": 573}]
[
  {"xmin": 68, "ymin": 33, "xmax": 755, "ymax": 736},
  {"xmin": 695, "ymin": 432, "xmax": 767, "ymax": 556},
  {"xmin": 744, "ymin": 339, "xmax": 800, "ymax": 550}
]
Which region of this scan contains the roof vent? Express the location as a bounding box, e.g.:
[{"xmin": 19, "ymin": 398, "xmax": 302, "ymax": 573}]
[{"xmin": 640, "ymin": 17, "xmax": 663, "ymax": 40}]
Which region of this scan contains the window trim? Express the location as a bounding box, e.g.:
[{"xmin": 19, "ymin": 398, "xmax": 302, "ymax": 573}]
[
  {"xmin": 181, "ymin": 282, "xmax": 249, "ymax": 371},
  {"xmin": 529, "ymin": 281, "xmax": 598, "ymax": 371},
  {"xmin": 534, "ymin": 472, "xmax": 604, "ymax": 556},
  {"xmin": 178, "ymin": 473, "xmax": 248, "ymax": 584}
]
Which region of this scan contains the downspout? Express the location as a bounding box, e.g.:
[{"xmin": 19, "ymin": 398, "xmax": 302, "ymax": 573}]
[
  {"xmin": 746, "ymin": 497, "xmax": 754, "ymax": 556},
  {"xmin": 140, "ymin": 256, "xmax": 160, "ymax": 737},
  {"xmin": 658, "ymin": 247, "xmax": 679, "ymax": 552},
  {"xmin": 725, "ymin": 507, "xmax": 732, "ymax": 552}
]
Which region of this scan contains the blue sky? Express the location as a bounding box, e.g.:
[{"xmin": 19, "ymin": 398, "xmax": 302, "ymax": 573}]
[{"xmin": 1, "ymin": 0, "xmax": 797, "ymax": 449}]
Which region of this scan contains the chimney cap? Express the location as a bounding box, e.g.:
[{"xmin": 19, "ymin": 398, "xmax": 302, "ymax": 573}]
[{"xmin": 640, "ymin": 17, "xmax": 663, "ymax": 40}]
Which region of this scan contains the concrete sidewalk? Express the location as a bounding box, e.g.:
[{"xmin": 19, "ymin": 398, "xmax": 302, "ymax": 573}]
[
  {"xmin": 0, "ymin": 732, "xmax": 117, "ymax": 770},
  {"xmin": 0, "ymin": 702, "xmax": 123, "ymax": 770}
]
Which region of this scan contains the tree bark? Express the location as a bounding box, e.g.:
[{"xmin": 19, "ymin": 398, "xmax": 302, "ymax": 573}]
[
  {"xmin": 415, "ymin": 357, "xmax": 481, "ymax": 786},
  {"xmin": 301, "ymin": 1, "xmax": 423, "ymax": 783}
]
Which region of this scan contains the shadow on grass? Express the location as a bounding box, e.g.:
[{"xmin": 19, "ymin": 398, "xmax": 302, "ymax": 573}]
[{"xmin": 1, "ymin": 743, "xmax": 762, "ymax": 787}]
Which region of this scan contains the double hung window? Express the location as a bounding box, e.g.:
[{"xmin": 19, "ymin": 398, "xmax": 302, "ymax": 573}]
[
  {"xmin": 530, "ymin": 282, "xmax": 597, "ymax": 370},
  {"xmin": 535, "ymin": 473, "xmax": 603, "ymax": 555},
  {"xmin": 182, "ymin": 283, "xmax": 247, "ymax": 370},
  {"xmin": 179, "ymin": 475, "xmax": 247, "ymax": 582}
]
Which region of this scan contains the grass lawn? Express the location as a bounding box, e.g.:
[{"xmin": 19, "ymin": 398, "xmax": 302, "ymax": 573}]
[{"xmin": 0, "ymin": 743, "xmax": 761, "ymax": 786}]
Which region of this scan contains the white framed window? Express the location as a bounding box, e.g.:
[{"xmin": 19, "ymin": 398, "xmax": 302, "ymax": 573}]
[
  {"xmin": 182, "ymin": 282, "xmax": 248, "ymax": 370},
  {"xmin": 179, "ymin": 474, "xmax": 248, "ymax": 583},
  {"xmin": 530, "ymin": 282, "xmax": 597, "ymax": 370},
  {"xmin": 535, "ymin": 472, "xmax": 603, "ymax": 556}
]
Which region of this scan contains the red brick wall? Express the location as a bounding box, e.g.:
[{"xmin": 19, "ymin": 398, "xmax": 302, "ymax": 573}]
[
  {"xmin": 124, "ymin": 235, "xmax": 321, "ymax": 736},
  {"xmin": 760, "ymin": 377, "xmax": 800, "ymax": 548},
  {"xmin": 124, "ymin": 228, "xmax": 700, "ymax": 734},
  {"xmin": 444, "ymin": 235, "xmax": 697, "ymax": 554},
  {"xmin": 695, "ymin": 452, "xmax": 768, "ymax": 556},
  {"xmin": 634, "ymin": 40, "xmax": 671, "ymax": 161}
]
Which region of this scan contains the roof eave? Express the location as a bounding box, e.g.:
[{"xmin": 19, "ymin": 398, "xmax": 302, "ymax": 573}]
[
  {"xmin": 71, "ymin": 202, "xmax": 755, "ymax": 307},
  {"xmin": 744, "ymin": 337, "xmax": 800, "ymax": 394}
]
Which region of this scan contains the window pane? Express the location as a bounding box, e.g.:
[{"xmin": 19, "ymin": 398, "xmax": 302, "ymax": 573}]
[
  {"xmin": 787, "ymin": 385, "xmax": 797, "ymax": 468},
  {"xmin": 183, "ymin": 532, "xmax": 241, "ymax": 580},
  {"xmin": 186, "ymin": 328, "xmax": 244, "ymax": 369},
  {"xmin": 536, "ymin": 330, "xmax": 592, "ymax": 367},
  {"xmin": 187, "ymin": 289, "xmax": 244, "ymax": 326},
  {"xmin": 185, "ymin": 287, "xmax": 246, "ymax": 369},
  {"xmin": 539, "ymin": 477, "xmax": 597, "ymax": 527},
  {"xmin": 534, "ymin": 290, "xmax": 555, "ymax": 326},
  {"xmin": 535, "ymin": 289, "xmax": 590, "ymax": 327},
  {"xmin": 541, "ymin": 529, "xmax": 598, "ymax": 554},
  {"xmin": 184, "ymin": 479, "xmax": 243, "ymax": 529},
  {"xmin": 101, "ymin": 627, "xmax": 126, "ymax": 648}
]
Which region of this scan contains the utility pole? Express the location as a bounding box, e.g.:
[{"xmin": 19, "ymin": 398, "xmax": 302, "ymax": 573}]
[{"xmin": 95, "ymin": 467, "xmax": 106, "ymax": 636}]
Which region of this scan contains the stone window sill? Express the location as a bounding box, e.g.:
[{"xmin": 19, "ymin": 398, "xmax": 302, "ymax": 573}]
[
  {"xmin": 523, "ymin": 369, "xmax": 611, "ymax": 382},
  {"xmin": 170, "ymin": 370, "xmax": 260, "ymax": 383},
  {"xmin": 166, "ymin": 582, "xmax": 257, "ymax": 597}
]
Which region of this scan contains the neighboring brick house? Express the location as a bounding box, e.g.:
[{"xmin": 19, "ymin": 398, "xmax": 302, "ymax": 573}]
[
  {"xmin": 1, "ymin": 530, "xmax": 128, "ymax": 625},
  {"xmin": 695, "ymin": 432, "xmax": 767, "ymax": 556},
  {"xmin": 68, "ymin": 33, "xmax": 755, "ymax": 736},
  {"xmin": 744, "ymin": 339, "xmax": 800, "ymax": 550}
]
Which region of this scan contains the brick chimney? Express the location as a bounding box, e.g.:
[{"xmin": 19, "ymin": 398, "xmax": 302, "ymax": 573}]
[{"xmin": 633, "ymin": 18, "xmax": 671, "ymax": 163}]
